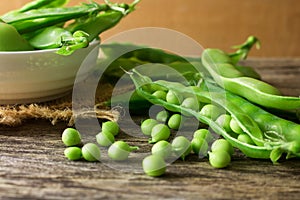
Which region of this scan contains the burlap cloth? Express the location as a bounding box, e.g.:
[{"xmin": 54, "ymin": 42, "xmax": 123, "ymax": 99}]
[{"xmin": 0, "ymin": 80, "xmax": 121, "ymax": 126}]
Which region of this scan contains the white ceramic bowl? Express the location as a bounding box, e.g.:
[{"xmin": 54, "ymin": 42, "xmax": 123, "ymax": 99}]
[{"xmin": 0, "ymin": 40, "xmax": 100, "ymax": 104}]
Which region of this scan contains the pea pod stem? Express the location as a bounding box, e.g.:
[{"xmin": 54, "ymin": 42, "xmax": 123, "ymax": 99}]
[{"xmin": 229, "ymin": 36, "xmax": 261, "ymax": 65}]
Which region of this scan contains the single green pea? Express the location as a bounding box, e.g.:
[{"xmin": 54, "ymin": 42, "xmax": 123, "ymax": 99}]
[
  {"xmin": 237, "ymin": 133, "xmax": 255, "ymax": 145},
  {"xmin": 148, "ymin": 83, "xmax": 167, "ymax": 94},
  {"xmin": 102, "ymin": 121, "xmax": 119, "ymax": 136},
  {"xmin": 166, "ymin": 90, "xmax": 183, "ymax": 105},
  {"xmin": 181, "ymin": 97, "xmax": 200, "ymax": 112},
  {"xmin": 167, "ymin": 113, "xmax": 182, "ymax": 130},
  {"xmin": 96, "ymin": 131, "xmax": 115, "ymax": 147},
  {"xmin": 171, "ymin": 136, "xmax": 191, "ymax": 160},
  {"xmin": 191, "ymin": 137, "xmax": 208, "ymax": 156},
  {"xmin": 208, "ymin": 150, "xmax": 231, "ymax": 169},
  {"xmin": 82, "ymin": 143, "xmax": 101, "ymax": 162},
  {"xmin": 108, "ymin": 141, "xmax": 139, "ymax": 161},
  {"xmin": 199, "ymin": 104, "xmax": 224, "ymax": 121},
  {"xmin": 142, "ymin": 154, "xmax": 166, "ymax": 177},
  {"xmin": 152, "ymin": 90, "xmax": 167, "ymax": 101},
  {"xmin": 61, "ymin": 128, "xmax": 81, "ymax": 147},
  {"xmin": 193, "ymin": 129, "xmax": 213, "ymax": 142},
  {"xmin": 64, "ymin": 147, "xmax": 82, "ymax": 161},
  {"xmin": 211, "ymin": 139, "xmax": 234, "ymax": 156},
  {"xmin": 215, "ymin": 114, "xmax": 232, "ymax": 132},
  {"xmin": 151, "ymin": 140, "xmax": 172, "ymax": 159},
  {"xmin": 229, "ymin": 118, "xmax": 244, "ymax": 134},
  {"xmin": 149, "ymin": 124, "xmax": 171, "ymax": 143},
  {"xmin": 156, "ymin": 110, "xmax": 170, "ymax": 123},
  {"xmin": 141, "ymin": 119, "xmax": 159, "ymax": 136}
]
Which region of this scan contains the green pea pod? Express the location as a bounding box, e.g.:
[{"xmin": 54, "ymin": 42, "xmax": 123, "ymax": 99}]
[
  {"xmin": 3, "ymin": 3, "xmax": 108, "ymax": 34},
  {"xmin": 28, "ymin": 26, "xmax": 73, "ymax": 49},
  {"xmin": 214, "ymin": 83, "xmax": 300, "ymax": 156},
  {"xmin": 129, "ymin": 70, "xmax": 272, "ymax": 159},
  {"xmin": 66, "ymin": 11, "xmax": 125, "ymax": 43},
  {"xmin": 0, "ymin": 22, "xmax": 33, "ymax": 51},
  {"xmin": 18, "ymin": 0, "xmax": 70, "ymax": 12},
  {"xmin": 66, "ymin": 1, "xmax": 139, "ymax": 42},
  {"xmin": 202, "ymin": 81, "xmax": 300, "ymax": 159},
  {"xmin": 154, "ymin": 79, "xmax": 265, "ymax": 147},
  {"xmin": 235, "ymin": 65, "xmax": 261, "ymax": 80},
  {"xmin": 201, "ymin": 48, "xmax": 300, "ymax": 110}
]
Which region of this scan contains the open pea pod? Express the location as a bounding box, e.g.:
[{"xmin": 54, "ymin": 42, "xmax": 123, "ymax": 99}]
[
  {"xmin": 129, "ymin": 69, "xmax": 273, "ymax": 160},
  {"xmin": 154, "ymin": 79, "xmax": 265, "ymax": 147},
  {"xmin": 201, "ymin": 48, "xmax": 300, "ymax": 110},
  {"xmin": 206, "ymin": 82, "xmax": 300, "ymax": 157}
]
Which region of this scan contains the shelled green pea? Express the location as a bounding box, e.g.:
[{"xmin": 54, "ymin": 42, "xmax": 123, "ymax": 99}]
[
  {"xmin": 96, "ymin": 131, "xmax": 115, "ymax": 147},
  {"xmin": 193, "ymin": 129, "xmax": 214, "ymax": 142},
  {"xmin": 229, "ymin": 118, "xmax": 244, "ymax": 134},
  {"xmin": 108, "ymin": 141, "xmax": 139, "ymax": 161},
  {"xmin": 149, "ymin": 124, "xmax": 171, "ymax": 143},
  {"xmin": 167, "ymin": 113, "xmax": 182, "ymax": 130},
  {"xmin": 166, "ymin": 90, "xmax": 183, "ymax": 105},
  {"xmin": 141, "ymin": 118, "xmax": 159, "ymax": 136},
  {"xmin": 199, "ymin": 104, "xmax": 224, "ymax": 121},
  {"xmin": 237, "ymin": 133, "xmax": 255, "ymax": 145},
  {"xmin": 156, "ymin": 110, "xmax": 170, "ymax": 123},
  {"xmin": 64, "ymin": 147, "xmax": 82, "ymax": 161},
  {"xmin": 82, "ymin": 143, "xmax": 101, "ymax": 162},
  {"xmin": 208, "ymin": 139, "xmax": 233, "ymax": 168},
  {"xmin": 191, "ymin": 137, "xmax": 208, "ymax": 157},
  {"xmin": 142, "ymin": 154, "xmax": 166, "ymax": 177},
  {"xmin": 152, "ymin": 90, "xmax": 167, "ymax": 101},
  {"xmin": 171, "ymin": 136, "xmax": 191, "ymax": 160},
  {"xmin": 211, "ymin": 138, "xmax": 234, "ymax": 156},
  {"xmin": 61, "ymin": 128, "xmax": 82, "ymax": 147},
  {"xmin": 102, "ymin": 121, "xmax": 119, "ymax": 136},
  {"xmin": 215, "ymin": 114, "xmax": 232, "ymax": 133},
  {"xmin": 208, "ymin": 150, "xmax": 231, "ymax": 169},
  {"xmin": 151, "ymin": 140, "xmax": 172, "ymax": 159},
  {"xmin": 181, "ymin": 97, "xmax": 201, "ymax": 115}
]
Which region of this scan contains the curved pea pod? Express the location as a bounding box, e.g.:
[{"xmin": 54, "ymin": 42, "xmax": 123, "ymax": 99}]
[
  {"xmin": 129, "ymin": 70, "xmax": 272, "ymax": 160},
  {"xmin": 201, "ymin": 48, "xmax": 300, "ymax": 110}
]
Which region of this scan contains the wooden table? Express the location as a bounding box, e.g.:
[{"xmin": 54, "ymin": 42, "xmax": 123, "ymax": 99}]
[{"xmin": 1, "ymin": 59, "xmax": 300, "ymax": 200}]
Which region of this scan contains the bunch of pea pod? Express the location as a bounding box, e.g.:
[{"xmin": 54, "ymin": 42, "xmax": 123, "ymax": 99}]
[
  {"xmin": 103, "ymin": 36, "xmax": 300, "ymax": 164},
  {"xmin": 0, "ymin": 0, "xmax": 139, "ymax": 55}
]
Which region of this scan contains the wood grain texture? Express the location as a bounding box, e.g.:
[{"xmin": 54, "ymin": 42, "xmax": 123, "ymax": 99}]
[{"xmin": 0, "ymin": 59, "xmax": 300, "ymax": 200}]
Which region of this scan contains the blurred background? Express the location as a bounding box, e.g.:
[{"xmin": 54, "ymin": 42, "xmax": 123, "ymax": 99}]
[{"xmin": 1, "ymin": 0, "xmax": 299, "ymax": 57}]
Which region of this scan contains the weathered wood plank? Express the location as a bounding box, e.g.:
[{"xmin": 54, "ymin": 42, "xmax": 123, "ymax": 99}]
[{"xmin": 0, "ymin": 59, "xmax": 300, "ymax": 200}]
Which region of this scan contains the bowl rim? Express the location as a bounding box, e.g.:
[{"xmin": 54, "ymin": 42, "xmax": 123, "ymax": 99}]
[{"xmin": 0, "ymin": 40, "xmax": 100, "ymax": 55}]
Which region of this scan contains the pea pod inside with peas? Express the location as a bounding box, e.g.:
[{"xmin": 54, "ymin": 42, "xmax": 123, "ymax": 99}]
[{"xmin": 129, "ymin": 69, "xmax": 300, "ymax": 163}]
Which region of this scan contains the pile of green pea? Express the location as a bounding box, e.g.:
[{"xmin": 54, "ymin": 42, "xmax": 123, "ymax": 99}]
[
  {"xmin": 62, "ymin": 107, "xmax": 234, "ymax": 177},
  {"xmin": 140, "ymin": 108, "xmax": 234, "ymax": 176},
  {"xmin": 62, "ymin": 121, "xmax": 139, "ymax": 162}
]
